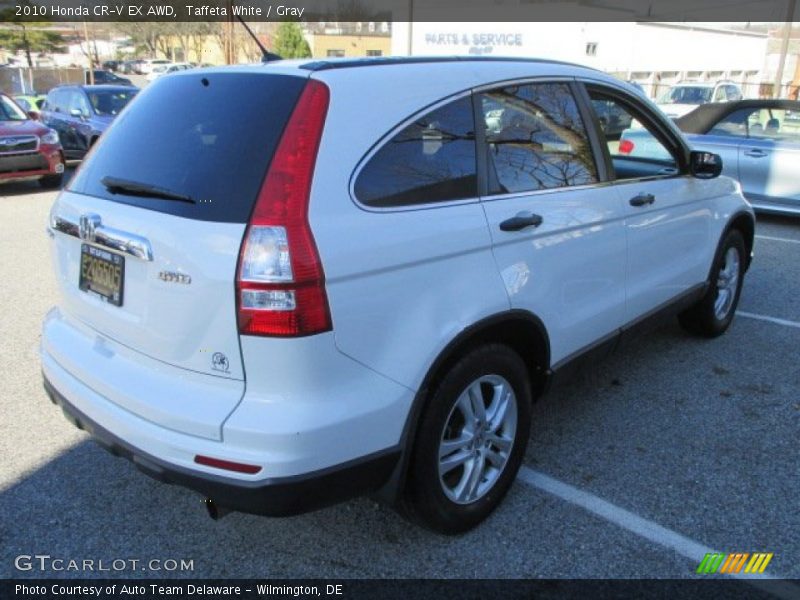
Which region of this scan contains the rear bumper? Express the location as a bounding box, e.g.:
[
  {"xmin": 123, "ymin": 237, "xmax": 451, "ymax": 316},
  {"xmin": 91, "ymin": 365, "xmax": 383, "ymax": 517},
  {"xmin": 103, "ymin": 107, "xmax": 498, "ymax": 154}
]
[{"xmin": 43, "ymin": 376, "xmax": 400, "ymax": 516}]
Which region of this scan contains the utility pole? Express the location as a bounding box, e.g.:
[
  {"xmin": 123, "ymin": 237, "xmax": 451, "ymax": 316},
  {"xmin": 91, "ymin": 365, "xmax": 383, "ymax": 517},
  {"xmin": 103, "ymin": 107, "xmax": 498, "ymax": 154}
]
[
  {"xmin": 773, "ymin": 0, "xmax": 797, "ymax": 98},
  {"xmin": 407, "ymin": 0, "xmax": 413, "ymax": 56},
  {"xmin": 19, "ymin": 23, "xmax": 33, "ymax": 68},
  {"xmin": 225, "ymin": 0, "xmax": 235, "ymax": 64},
  {"xmin": 83, "ymin": 20, "xmax": 94, "ymax": 84}
]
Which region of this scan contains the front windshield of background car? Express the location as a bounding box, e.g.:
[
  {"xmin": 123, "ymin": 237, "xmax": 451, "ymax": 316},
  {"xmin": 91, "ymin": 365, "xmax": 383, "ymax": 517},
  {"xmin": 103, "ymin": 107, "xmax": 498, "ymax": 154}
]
[
  {"xmin": 657, "ymin": 86, "xmax": 714, "ymax": 105},
  {"xmin": 88, "ymin": 90, "xmax": 138, "ymax": 116},
  {"xmin": 0, "ymin": 95, "xmax": 28, "ymax": 121}
]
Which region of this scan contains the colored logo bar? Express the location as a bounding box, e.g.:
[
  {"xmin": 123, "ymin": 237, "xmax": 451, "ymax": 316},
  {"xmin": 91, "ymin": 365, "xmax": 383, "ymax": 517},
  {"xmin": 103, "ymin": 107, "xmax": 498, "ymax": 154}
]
[{"xmin": 697, "ymin": 553, "xmax": 773, "ymax": 574}]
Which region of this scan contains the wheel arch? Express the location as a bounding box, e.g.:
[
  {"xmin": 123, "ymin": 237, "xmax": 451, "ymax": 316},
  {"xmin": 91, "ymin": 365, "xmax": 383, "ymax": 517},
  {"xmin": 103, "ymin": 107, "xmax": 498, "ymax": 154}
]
[
  {"xmin": 376, "ymin": 309, "xmax": 551, "ymax": 504},
  {"xmin": 724, "ymin": 210, "xmax": 755, "ymax": 272}
]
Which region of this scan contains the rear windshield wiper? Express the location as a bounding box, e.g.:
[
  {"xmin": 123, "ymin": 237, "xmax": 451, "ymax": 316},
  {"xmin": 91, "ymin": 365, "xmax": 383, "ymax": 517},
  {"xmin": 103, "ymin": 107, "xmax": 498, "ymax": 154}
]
[{"xmin": 101, "ymin": 176, "xmax": 195, "ymax": 204}]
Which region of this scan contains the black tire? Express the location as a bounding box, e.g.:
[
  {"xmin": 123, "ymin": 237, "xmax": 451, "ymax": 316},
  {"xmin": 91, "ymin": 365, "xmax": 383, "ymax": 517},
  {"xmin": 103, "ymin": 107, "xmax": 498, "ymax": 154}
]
[
  {"xmin": 402, "ymin": 344, "xmax": 532, "ymax": 534},
  {"xmin": 38, "ymin": 173, "xmax": 63, "ymax": 189},
  {"xmin": 679, "ymin": 229, "xmax": 746, "ymax": 337}
]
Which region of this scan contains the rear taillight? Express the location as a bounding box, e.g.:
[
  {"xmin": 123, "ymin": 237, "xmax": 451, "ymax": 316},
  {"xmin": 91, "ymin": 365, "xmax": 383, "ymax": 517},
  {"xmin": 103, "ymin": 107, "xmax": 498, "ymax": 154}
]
[{"xmin": 236, "ymin": 80, "xmax": 332, "ymax": 337}]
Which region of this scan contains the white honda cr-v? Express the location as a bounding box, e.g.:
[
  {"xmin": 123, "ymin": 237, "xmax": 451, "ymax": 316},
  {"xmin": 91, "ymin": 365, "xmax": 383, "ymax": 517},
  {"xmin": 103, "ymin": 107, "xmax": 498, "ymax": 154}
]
[{"xmin": 42, "ymin": 57, "xmax": 754, "ymax": 534}]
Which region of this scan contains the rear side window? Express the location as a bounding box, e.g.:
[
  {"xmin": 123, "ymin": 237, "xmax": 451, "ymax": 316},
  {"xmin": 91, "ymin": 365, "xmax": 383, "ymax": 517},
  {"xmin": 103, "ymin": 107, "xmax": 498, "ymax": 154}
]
[
  {"xmin": 354, "ymin": 96, "xmax": 477, "ymax": 208},
  {"xmin": 478, "ymin": 83, "xmax": 598, "ymax": 194},
  {"xmin": 68, "ymin": 73, "xmax": 307, "ymax": 223}
]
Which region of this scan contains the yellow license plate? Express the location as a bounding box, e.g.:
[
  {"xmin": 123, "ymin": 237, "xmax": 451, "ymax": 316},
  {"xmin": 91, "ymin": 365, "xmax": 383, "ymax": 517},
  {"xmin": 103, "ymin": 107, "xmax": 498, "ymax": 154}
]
[{"xmin": 79, "ymin": 244, "xmax": 125, "ymax": 306}]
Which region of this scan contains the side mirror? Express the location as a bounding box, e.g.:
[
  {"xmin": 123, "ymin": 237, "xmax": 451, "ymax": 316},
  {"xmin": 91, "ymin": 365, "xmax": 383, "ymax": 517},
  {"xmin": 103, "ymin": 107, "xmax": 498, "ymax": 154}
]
[
  {"xmin": 27, "ymin": 110, "xmax": 40, "ymax": 121},
  {"xmin": 690, "ymin": 150, "xmax": 723, "ymax": 179}
]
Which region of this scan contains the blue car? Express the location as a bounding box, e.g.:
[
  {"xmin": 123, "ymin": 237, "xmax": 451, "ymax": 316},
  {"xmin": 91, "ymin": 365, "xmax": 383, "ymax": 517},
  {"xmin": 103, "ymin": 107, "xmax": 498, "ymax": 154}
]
[{"xmin": 40, "ymin": 85, "xmax": 139, "ymax": 159}]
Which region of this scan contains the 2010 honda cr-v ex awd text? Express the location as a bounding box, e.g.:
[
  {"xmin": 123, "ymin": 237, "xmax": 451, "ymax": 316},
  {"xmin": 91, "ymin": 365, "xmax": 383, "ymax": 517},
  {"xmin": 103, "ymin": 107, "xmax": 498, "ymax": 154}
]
[{"xmin": 42, "ymin": 57, "xmax": 754, "ymax": 534}]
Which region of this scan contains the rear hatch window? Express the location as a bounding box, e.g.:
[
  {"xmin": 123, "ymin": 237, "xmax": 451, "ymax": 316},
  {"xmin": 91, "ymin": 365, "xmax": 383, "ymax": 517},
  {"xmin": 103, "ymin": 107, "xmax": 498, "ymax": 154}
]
[{"xmin": 68, "ymin": 71, "xmax": 307, "ymax": 223}]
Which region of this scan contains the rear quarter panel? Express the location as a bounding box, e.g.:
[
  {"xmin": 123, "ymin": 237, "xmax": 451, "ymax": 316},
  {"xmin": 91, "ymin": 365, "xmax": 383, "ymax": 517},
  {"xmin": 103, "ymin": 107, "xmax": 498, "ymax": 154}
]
[{"xmin": 308, "ymin": 65, "xmax": 513, "ymax": 392}]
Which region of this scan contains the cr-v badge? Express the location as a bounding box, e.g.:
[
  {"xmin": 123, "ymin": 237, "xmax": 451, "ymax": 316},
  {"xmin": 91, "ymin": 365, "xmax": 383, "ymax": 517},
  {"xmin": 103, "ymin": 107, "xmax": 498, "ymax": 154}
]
[{"xmin": 158, "ymin": 271, "xmax": 192, "ymax": 285}]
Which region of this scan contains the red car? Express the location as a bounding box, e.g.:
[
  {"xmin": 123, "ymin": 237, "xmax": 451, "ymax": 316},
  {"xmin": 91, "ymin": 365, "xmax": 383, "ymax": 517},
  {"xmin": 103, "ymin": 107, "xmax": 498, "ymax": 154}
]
[{"xmin": 0, "ymin": 92, "xmax": 65, "ymax": 188}]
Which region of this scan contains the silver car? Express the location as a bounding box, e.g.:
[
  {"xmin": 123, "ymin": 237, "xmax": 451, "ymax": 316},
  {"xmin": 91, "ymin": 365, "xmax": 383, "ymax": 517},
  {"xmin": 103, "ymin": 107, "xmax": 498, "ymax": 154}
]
[{"xmin": 619, "ymin": 100, "xmax": 800, "ymax": 216}]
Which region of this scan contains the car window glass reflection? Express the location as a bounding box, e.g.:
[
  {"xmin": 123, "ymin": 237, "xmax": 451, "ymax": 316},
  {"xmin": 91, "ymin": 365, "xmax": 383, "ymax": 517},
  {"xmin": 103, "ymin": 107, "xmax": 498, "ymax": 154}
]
[
  {"xmin": 355, "ymin": 96, "xmax": 477, "ymax": 207},
  {"xmin": 479, "ymin": 83, "xmax": 598, "ymax": 194},
  {"xmin": 88, "ymin": 91, "xmax": 138, "ymax": 116}
]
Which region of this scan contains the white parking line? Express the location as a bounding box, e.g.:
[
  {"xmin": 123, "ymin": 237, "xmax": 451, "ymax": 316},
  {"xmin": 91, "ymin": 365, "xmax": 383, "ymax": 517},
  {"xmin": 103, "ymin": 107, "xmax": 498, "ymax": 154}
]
[
  {"xmin": 755, "ymin": 235, "xmax": 800, "ymax": 245},
  {"xmin": 736, "ymin": 311, "xmax": 800, "ymax": 330},
  {"xmin": 518, "ymin": 468, "xmax": 799, "ymax": 597}
]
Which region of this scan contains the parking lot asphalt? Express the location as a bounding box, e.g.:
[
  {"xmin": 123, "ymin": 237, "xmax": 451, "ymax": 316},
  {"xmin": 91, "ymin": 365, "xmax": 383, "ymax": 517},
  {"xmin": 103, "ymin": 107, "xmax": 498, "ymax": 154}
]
[{"xmin": 0, "ymin": 175, "xmax": 798, "ymax": 580}]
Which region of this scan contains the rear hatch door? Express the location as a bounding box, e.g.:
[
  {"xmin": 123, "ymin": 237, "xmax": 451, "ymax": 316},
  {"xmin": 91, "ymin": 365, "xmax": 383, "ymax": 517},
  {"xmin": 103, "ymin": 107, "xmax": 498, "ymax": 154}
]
[{"xmin": 48, "ymin": 70, "xmax": 308, "ymax": 434}]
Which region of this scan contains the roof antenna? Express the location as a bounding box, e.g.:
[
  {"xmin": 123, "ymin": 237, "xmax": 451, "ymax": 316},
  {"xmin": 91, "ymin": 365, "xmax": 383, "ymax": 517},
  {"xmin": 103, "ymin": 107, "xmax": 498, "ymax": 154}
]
[{"xmin": 230, "ymin": 4, "xmax": 283, "ymax": 62}]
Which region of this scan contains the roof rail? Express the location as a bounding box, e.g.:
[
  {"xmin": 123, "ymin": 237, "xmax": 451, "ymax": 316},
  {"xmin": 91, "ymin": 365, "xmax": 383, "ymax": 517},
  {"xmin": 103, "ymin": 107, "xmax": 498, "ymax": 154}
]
[{"xmin": 298, "ymin": 55, "xmax": 596, "ymax": 72}]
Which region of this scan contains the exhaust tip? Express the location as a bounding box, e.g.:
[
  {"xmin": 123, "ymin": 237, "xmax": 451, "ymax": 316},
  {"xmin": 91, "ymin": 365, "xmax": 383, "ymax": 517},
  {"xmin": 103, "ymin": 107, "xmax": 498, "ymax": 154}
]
[{"xmin": 204, "ymin": 498, "xmax": 231, "ymax": 520}]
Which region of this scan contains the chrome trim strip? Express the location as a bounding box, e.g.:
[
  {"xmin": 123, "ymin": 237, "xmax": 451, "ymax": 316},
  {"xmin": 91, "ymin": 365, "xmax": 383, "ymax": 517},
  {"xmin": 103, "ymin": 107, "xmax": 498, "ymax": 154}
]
[
  {"xmin": 93, "ymin": 225, "xmax": 154, "ymax": 261},
  {"xmin": 470, "ymin": 74, "xmax": 575, "ymax": 94},
  {"xmin": 52, "ymin": 215, "xmax": 79, "ymax": 237},
  {"xmin": 50, "ymin": 215, "xmax": 154, "ymax": 261}
]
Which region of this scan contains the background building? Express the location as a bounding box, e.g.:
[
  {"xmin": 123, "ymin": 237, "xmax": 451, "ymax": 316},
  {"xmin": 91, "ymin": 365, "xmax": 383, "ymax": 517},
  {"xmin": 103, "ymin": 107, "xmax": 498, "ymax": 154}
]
[
  {"xmin": 304, "ymin": 22, "xmax": 391, "ymax": 58},
  {"xmin": 392, "ymin": 22, "xmax": 772, "ymax": 98}
]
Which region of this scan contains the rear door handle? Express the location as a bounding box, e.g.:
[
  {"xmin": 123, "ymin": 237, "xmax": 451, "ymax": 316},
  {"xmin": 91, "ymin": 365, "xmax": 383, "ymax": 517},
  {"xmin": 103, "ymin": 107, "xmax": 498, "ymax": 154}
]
[
  {"xmin": 744, "ymin": 149, "xmax": 768, "ymax": 158},
  {"xmin": 499, "ymin": 211, "xmax": 543, "ymax": 232},
  {"xmin": 629, "ymin": 193, "xmax": 655, "ymax": 207}
]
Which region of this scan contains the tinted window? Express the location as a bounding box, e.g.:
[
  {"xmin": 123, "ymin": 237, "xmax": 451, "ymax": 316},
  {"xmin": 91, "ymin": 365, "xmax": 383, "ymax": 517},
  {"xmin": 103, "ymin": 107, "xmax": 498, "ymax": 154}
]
[
  {"xmin": 658, "ymin": 86, "xmax": 713, "ymax": 105},
  {"xmin": 355, "ymin": 96, "xmax": 477, "ymax": 207},
  {"xmin": 68, "ymin": 73, "xmax": 306, "ymax": 223},
  {"xmin": 479, "ymin": 83, "xmax": 598, "ymax": 194},
  {"xmin": 87, "ymin": 89, "xmax": 137, "ymax": 116}
]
